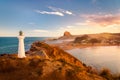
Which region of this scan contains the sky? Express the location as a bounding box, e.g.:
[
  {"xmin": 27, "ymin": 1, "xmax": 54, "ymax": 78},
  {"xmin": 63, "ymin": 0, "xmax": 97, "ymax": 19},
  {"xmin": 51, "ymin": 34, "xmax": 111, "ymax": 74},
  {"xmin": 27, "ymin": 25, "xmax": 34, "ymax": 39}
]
[{"xmin": 0, "ymin": 0, "xmax": 120, "ymax": 37}]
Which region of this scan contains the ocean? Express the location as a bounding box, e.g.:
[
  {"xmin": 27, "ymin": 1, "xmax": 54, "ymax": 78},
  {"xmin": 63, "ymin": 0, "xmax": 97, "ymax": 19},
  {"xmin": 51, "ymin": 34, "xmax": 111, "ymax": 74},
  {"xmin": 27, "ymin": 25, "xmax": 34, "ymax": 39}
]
[{"xmin": 0, "ymin": 37, "xmax": 48, "ymax": 54}]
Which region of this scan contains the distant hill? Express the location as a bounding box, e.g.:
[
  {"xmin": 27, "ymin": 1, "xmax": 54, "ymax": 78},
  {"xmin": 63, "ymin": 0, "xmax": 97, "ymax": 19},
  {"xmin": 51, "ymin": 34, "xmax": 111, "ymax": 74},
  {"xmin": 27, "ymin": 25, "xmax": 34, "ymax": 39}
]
[
  {"xmin": 83, "ymin": 33, "xmax": 120, "ymax": 39},
  {"xmin": 59, "ymin": 31, "xmax": 120, "ymax": 39},
  {"xmin": 58, "ymin": 31, "xmax": 120, "ymax": 45},
  {"xmin": 73, "ymin": 33, "xmax": 120, "ymax": 45}
]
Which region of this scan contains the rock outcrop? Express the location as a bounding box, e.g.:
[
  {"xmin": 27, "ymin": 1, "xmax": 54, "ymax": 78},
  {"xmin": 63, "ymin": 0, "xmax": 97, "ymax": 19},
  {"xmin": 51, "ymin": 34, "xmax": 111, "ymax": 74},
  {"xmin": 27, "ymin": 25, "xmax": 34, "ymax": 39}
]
[
  {"xmin": 63, "ymin": 31, "xmax": 72, "ymax": 37},
  {"xmin": 30, "ymin": 41, "xmax": 85, "ymax": 68},
  {"xmin": 59, "ymin": 31, "xmax": 74, "ymax": 39}
]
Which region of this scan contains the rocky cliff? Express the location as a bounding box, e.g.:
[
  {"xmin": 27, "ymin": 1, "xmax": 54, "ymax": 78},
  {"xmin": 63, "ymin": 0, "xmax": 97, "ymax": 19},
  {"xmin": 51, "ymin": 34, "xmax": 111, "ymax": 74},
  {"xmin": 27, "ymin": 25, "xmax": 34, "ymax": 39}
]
[
  {"xmin": 0, "ymin": 42, "xmax": 106, "ymax": 80},
  {"xmin": 63, "ymin": 31, "xmax": 72, "ymax": 37},
  {"xmin": 59, "ymin": 31, "xmax": 75, "ymax": 39}
]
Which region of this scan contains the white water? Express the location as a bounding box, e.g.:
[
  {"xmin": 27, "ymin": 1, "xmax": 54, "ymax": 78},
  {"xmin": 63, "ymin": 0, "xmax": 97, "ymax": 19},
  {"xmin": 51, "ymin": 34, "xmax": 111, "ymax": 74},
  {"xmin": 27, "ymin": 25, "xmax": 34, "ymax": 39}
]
[{"xmin": 67, "ymin": 46, "xmax": 120, "ymax": 74}]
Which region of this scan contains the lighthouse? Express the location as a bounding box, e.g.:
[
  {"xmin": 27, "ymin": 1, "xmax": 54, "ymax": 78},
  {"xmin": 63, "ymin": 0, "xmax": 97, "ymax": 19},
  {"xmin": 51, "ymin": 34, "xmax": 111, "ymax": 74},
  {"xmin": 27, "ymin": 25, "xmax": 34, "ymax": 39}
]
[{"xmin": 18, "ymin": 31, "xmax": 26, "ymax": 58}]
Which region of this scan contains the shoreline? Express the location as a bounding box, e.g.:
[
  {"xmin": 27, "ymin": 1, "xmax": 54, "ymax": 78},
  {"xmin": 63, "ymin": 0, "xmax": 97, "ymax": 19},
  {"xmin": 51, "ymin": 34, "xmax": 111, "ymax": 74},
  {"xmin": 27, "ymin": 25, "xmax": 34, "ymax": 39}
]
[
  {"xmin": 47, "ymin": 40, "xmax": 120, "ymax": 50},
  {"xmin": 46, "ymin": 39, "xmax": 120, "ymax": 75},
  {"xmin": 0, "ymin": 39, "xmax": 120, "ymax": 79}
]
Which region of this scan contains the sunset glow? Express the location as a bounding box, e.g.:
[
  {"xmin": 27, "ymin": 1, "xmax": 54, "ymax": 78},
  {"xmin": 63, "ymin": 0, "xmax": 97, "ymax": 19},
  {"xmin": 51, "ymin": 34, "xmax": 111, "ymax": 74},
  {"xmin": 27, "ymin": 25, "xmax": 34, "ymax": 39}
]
[{"xmin": 0, "ymin": 0, "xmax": 120, "ymax": 37}]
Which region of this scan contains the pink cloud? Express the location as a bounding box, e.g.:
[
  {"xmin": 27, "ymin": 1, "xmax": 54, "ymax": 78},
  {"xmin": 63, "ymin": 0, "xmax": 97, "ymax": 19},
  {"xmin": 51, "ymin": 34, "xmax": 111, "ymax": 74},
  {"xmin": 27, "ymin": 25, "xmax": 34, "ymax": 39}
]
[{"xmin": 82, "ymin": 14, "xmax": 120, "ymax": 27}]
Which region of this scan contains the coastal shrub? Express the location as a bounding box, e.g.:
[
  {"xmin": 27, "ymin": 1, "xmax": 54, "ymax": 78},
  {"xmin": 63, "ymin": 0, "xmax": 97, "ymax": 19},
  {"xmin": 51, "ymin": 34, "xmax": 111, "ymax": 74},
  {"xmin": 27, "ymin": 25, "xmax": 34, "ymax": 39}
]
[
  {"xmin": 28, "ymin": 57, "xmax": 43, "ymax": 67},
  {"xmin": 86, "ymin": 66, "xmax": 98, "ymax": 74},
  {"xmin": 41, "ymin": 70, "xmax": 65, "ymax": 80},
  {"xmin": 88, "ymin": 38, "xmax": 101, "ymax": 45},
  {"xmin": 113, "ymin": 74, "xmax": 120, "ymax": 80},
  {"xmin": 0, "ymin": 59, "xmax": 18, "ymax": 73},
  {"xmin": 65, "ymin": 70, "xmax": 79, "ymax": 80},
  {"xmin": 100, "ymin": 69, "xmax": 113, "ymax": 80},
  {"xmin": 57, "ymin": 59, "xmax": 67, "ymax": 66},
  {"xmin": 113, "ymin": 37, "xmax": 120, "ymax": 45}
]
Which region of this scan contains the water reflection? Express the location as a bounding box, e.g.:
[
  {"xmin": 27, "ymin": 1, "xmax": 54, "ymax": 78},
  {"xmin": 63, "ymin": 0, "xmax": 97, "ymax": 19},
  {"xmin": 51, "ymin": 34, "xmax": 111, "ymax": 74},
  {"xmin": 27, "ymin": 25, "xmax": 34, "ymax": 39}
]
[{"xmin": 67, "ymin": 46, "xmax": 120, "ymax": 74}]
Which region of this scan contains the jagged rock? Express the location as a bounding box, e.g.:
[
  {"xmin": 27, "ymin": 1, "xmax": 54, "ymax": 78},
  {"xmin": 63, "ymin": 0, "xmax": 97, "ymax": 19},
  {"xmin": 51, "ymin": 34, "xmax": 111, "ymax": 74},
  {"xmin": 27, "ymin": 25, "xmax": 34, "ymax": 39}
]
[
  {"xmin": 33, "ymin": 50, "xmax": 49, "ymax": 59},
  {"xmin": 63, "ymin": 31, "xmax": 72, "ymax": 37},
  {"xmin": 58, "ymin": 31, "xmax": 73, "ymax": 39},
  {"xmin": 30, "ymin": 41, "xmax": 85, "ymax": 68}
]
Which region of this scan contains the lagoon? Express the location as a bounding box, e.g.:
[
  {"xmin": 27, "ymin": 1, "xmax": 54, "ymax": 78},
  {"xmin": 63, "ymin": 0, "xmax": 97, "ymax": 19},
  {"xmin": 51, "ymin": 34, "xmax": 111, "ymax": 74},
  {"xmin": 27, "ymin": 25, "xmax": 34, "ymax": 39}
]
[{"xmin": 67, "ymin": 46, "xmax": 120, "ymax": 74}]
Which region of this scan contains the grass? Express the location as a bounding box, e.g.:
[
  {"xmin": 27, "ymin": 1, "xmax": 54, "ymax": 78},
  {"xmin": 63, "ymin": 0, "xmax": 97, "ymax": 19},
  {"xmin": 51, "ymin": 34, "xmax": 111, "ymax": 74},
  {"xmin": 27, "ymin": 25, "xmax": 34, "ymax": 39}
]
[{"xmin": 100, "ymin": 68, "xmax": 120, "ymax": 80}]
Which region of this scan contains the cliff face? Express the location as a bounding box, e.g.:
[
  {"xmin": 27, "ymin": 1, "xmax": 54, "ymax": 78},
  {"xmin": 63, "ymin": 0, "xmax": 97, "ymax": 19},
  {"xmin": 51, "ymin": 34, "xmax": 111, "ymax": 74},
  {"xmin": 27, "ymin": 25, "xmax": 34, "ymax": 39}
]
[
  {"xmin": 30, "ymin": 41, "xmax": 85, "ymax": 68},
  {"xmin": 29, "ymin": 42, "xmax": 106, "ymax": 80},
  {"xmin": 0, "ymin": 42, "xmax": 106, "ymax": 80}
]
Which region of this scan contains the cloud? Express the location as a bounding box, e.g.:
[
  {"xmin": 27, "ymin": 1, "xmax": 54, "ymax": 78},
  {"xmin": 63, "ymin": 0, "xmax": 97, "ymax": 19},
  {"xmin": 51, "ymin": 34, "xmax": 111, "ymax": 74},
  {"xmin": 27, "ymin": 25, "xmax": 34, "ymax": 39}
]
[
  {"xmin": 65, "ymin": 26, "xmax": 74, "ymax": 28},
  {"xmin": 48, "ymin": 6, "xmax": 73, "ymax": 15},
  {"xmin": 35, "ymin": 10, "xmax": 64, "ymax": 16},
  {"xmin": 33, "ymin": 29, "xmax": 49, "ymax": 33},
  {"xmin": 81, "ymin": 14, "xmax": 120, "ymax": 27},
  {"xmin": 75, "ymin": 22, "xmax": 87, "ymax": 26},
  {"xmin": 35, "ymin": 6, "xmax": 73, "ymax": 16}
]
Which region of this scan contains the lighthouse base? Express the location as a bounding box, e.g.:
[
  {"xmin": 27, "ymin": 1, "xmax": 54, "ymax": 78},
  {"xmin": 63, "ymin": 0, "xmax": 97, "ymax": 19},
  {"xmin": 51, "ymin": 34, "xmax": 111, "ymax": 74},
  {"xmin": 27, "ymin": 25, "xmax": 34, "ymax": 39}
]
[
  {"xmin": 18, "ymin": 55, "xmax": 26, "ymax": 58},
  {"xmin": 18, "ymin": 36, "xmax": 26, "ymax": 58}
]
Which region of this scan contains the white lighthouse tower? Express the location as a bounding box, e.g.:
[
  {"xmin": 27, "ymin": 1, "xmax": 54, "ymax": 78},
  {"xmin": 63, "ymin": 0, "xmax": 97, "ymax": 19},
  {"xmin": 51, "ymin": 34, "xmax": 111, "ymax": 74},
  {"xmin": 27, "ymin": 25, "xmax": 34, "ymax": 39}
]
[{"xmin": 18, "ymin": 31, "xmax": 26, "ymax": 58}]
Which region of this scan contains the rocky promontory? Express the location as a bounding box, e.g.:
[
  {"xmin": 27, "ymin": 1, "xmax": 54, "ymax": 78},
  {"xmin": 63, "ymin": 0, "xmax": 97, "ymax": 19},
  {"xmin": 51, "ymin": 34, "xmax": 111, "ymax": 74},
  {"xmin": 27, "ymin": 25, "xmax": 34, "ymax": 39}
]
[{"xmin": 0, "ymin": 41, "xmax": 107, "ymax": 80}]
